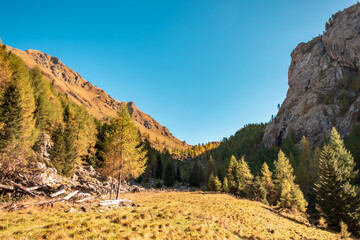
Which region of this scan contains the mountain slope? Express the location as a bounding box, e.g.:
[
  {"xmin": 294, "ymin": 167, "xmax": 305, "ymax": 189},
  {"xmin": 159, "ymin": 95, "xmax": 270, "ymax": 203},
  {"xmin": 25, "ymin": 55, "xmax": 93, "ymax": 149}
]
[
  {"xmin": 263, "ymin": 3, "xmax": 360, "ymax": 147},
  {"xmin": 6, "ymin": 46, "xmax": 187, "ymax": 150}
]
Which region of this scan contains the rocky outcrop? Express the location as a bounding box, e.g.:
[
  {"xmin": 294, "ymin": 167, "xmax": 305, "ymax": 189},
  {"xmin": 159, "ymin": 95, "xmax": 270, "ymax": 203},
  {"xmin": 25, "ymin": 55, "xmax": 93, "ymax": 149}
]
[
  {"xmin": 263, "ymin": 3, "xmax": 360, "ymax": 147},
  {"xmin": 5, "ymin": 46, "xmax": 188, "ymax": 150}
]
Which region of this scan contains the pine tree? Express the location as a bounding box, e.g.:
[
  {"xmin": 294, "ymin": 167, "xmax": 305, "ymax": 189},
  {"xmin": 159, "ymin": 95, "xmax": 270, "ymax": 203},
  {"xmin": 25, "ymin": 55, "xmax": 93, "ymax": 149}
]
[
  {"xmin": 164, "ymin": 162, "xmax": 175, "ymax": 187},
  {"xmin": 314, "ymin": 128, "xmax": 360, "ymax": 232},
  {"xmin": 102, "ymin": 106, "xmax": 147, "ymax": 199},
  {"xmin": 274, "ymin": 150, "xmax": 307, "ymax": 212}
]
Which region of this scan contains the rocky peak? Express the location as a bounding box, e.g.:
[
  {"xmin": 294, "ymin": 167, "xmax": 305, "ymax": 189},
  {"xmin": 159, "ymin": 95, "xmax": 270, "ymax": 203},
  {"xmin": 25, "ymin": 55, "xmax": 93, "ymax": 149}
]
[
  {"xmin": 263, "ymin": 3, "xmax": 360, "ymax": 147},
  {"xmin": 6, "ymin": 46, "xmax": 188, "ymax": 150}
]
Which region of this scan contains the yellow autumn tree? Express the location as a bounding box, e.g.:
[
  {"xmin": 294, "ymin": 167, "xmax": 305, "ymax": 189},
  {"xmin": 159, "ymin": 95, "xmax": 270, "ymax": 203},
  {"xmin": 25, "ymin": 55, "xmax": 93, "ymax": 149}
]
[{"xmin": 102, "ymin": 105, "xmax": 147, "ymax": 199}]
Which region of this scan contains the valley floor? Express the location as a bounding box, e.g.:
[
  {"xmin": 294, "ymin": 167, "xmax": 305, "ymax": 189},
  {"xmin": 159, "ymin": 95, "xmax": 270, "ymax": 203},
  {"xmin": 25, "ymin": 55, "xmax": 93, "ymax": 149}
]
[{"xmin": 0, "ymin": 192, "xmax": 341, "ymax": 239}]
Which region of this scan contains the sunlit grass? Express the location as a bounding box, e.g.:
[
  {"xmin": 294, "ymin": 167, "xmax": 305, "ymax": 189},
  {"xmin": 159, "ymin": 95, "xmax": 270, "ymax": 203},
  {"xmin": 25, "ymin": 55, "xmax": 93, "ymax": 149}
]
[{"xmin": 0, "ymin": 192, "xmax": 342, "ymax": 239}]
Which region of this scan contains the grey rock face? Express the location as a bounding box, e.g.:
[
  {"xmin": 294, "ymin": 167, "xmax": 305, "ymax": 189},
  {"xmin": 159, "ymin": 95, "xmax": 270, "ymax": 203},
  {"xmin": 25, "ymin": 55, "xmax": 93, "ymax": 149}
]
[{"xmin": 263, "ymin": 3, "xmax": 360, "ymax": 147}]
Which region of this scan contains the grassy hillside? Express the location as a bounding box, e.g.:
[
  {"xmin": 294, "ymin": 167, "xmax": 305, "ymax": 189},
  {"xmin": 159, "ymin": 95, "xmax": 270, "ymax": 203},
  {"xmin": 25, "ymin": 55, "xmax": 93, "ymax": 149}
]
[{"xmin": 0, "ymin": 192, "xmax": 341, "ymax": 239}]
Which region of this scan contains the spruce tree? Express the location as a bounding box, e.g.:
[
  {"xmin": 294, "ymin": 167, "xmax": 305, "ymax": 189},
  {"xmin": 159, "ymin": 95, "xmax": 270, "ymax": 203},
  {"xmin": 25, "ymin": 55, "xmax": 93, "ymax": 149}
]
[
  {"xmin": 156, "ymin": 154, "xmax": 163, "ymax": 179},
  {"xmin": 164, "ymin": 162, "xmax": 175, "ymax": 187},
  {"xmin": 314, "ymin": 128, "xmax": 360, "ymax": 232},
  {"xmin": 274, "ymin": 150, "xmax": 307, "ymax": 212},
  {"xmin": 62, "ymin": 123, "xmax": 77, "ymax": 177},
  {"xmin": 175, "ymin": 165, "xmax": 182, "ymax": 182},
  {"xmin": 0, "ymin": 84, "xmax": 23, "ymax": 148},
  {"xmin": 189, "ymin": 162, "xmax": 204, "ymax": 187},
  {"xmin": 50, "ymin": 125, "xmax": 66, "ymax": 174}
]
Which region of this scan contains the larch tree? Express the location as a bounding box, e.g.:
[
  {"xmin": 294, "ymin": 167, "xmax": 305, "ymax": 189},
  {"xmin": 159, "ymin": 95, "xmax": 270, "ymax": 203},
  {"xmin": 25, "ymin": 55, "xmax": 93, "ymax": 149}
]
[
  {"xmin": 238, "ymin": 157, "xmax": 254, "ymax": 197},
  {"xmin": 314, "ymin": 128, "xmax": 360, "ymax": 233},
  {"xmin": 260, "ymin": 162, "xmax": 275, "ymax": 204},
  {"xmin": 274, "ymin": 150, "xmax": 307, "ymax": 212},
  {"xmin": 222, "ymin": 176, "xmax": 229, "ymax": 193},
  {"xmin": 227, "ymin": 155, "xmax": 239, "ymax": 194},
  {"xmin": 102, "ymin": 106, "xmax": 147, "ymax": 199}
]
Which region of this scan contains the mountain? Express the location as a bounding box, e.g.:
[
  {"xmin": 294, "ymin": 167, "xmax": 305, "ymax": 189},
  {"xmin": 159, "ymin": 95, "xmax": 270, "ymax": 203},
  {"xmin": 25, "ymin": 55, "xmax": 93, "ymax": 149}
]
[
  {"xmin": 263, "ymin": 3, "xmax": 360, "ymax": 147},
  {"xmin": 5, "ymin": 46, "xmax": 188, "ymax": 150}
]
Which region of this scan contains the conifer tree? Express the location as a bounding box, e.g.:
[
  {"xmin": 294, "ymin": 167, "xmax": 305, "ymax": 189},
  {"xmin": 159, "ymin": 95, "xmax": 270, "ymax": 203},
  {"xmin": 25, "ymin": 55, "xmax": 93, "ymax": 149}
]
[
  {"xmin": 156, "ymin": 154, "xmax": 163, "ymax": 179},
  {"xmin": 274, "ymin": 150, "xmax": 307, "ymax": 212},
  {"xmin": 62, "ymin": 123, "xmax": 77, "ymax": 177},
  {"xmin": 260, "ymin": 162, "xmax": 275, "ymax": 204},
  {"xmin": 0, "ymin": 84, "xmax": 23, "ymax": 148},
  {"xmin": 206, "ymin": 155, "xmax": 215, "ymax": 180},
  {"xmin": 207, "ymin": 173, "xmax": 222, "ymax": 191},
  {"xmin": 8, "ymin": 54, "xmax": 36, "ymax": 149},
  {"xmin": 164, "ymin": 162, "xmax": 175, "ymax": 187},
  {"xmin": 222, "ymin": 176, "xmax": 229, "ymax": 193},
  {"xmin": 296, "ymin": 136, "xmax": 313, "ymax": 195},
  {"xmin": 102, "ymin": 106, "xmax": 147, "ymax": 199},
  {"xmin": 30, "ymin": 67, "xmax": 62, "ymax": 133},
  {"xmin": 189, "ymin": 161, "xmax": 204, "ymax": 187},
  {"xmin": 315, "ymin": 128, "xmax": 360, "ymax": 232},
  {"xmin": 50, "ymin": 126, "xmax": 66, "ymax": 174},
  {"xmin": 175, "ymin": 165, "xmax": 182, "ymax": 182},
  {"xmin": 227, "ymin": 155, "xmax": 239, "ymax": 194},
  {"xmin": 254, "ymin": 176, "xmax": 268, "ymax": 204},
  {"xmin": 238, "ymin": 157, "xmax": 254, "ymax": 197}
]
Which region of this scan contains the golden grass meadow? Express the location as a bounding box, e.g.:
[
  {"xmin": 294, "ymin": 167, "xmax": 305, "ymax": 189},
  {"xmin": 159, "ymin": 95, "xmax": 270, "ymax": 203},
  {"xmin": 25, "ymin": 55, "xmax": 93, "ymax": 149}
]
[{"xmin": 0, "ymin": 191, "xmax": 341, "ymax": 239}]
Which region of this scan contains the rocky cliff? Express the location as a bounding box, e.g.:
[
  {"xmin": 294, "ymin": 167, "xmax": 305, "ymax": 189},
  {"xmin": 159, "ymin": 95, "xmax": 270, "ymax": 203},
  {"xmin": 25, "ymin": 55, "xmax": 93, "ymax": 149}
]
[
  {"xmin": 6, "ymin": 46, "xmax": 187, "ymax": 150},
  {"xmin": 263, "ymin": 3, "xmax": 360, "ymax": 147}
]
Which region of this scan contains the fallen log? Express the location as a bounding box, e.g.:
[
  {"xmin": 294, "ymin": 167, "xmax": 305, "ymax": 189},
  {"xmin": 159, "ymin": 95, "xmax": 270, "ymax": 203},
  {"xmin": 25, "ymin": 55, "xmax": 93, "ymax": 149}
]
[
  {"xmin": 9, "ymin": 181, "xmax": 36, "ymax": 197},
  {"xmin": 76, "ymin": 196, "xmax": 94, "ymax": 203},
  {"xmin": 64, "ymin": 190, "xmax": 78, "ymax": 200},
  {"xmin": 99, "ymin": 199, "xmax": 133, "ymax": 206},
  {"xmin": 50, "ymin": 189, "xmax": 66, "ymax": 198},
  {"xmin": 0, "ymin": 183, "xmax": 14, "ymax": 191}
]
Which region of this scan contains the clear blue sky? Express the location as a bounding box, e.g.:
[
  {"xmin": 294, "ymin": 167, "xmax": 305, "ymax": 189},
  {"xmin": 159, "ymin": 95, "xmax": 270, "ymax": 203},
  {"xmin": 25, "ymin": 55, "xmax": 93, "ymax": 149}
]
[{"xmin": 0, "ymin": 0, "xmax": 357, "ymax": 145}]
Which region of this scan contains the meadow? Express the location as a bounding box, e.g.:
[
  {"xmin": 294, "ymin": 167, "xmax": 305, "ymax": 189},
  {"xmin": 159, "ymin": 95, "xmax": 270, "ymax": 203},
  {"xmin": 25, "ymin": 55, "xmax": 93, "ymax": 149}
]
[{"xmin": 0, "ymin": 191, "xmax": 342, "ymax": 239}]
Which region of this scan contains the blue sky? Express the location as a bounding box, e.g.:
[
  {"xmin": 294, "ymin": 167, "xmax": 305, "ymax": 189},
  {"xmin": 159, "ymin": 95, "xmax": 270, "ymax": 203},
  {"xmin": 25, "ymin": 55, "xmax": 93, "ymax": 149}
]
[{"xmin": 0, "ymin": 0, "xmax": 357, "ymax": 145}]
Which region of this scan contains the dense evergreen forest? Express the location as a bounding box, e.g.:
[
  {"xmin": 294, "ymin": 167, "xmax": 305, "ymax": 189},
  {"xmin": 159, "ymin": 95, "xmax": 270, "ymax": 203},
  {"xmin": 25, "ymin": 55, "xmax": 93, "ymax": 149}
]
[{"xmin": 2, "ymin": 41, "xmax": 360, "ymax": 235}]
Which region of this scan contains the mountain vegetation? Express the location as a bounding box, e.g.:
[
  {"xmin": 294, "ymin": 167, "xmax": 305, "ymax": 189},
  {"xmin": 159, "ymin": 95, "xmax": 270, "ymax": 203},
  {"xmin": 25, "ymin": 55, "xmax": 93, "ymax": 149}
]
[{"xmin": 1, "ymin": 2, "xmax": 360, "ymax": 238}]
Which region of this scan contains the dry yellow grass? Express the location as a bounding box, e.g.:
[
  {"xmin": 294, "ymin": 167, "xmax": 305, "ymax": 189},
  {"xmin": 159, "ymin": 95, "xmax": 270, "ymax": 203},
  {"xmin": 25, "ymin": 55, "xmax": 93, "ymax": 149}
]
[{"xmin": 0, "ymin": 192, "xmax": 344, "ymax": 239}]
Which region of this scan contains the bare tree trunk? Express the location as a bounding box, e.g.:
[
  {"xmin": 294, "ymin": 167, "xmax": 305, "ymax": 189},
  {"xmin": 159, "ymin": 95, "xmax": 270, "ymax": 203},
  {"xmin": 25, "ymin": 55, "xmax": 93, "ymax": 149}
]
[
  {"xmin": 110, "ymin": 176, "xmax": 113, "ymax": 200},
  {"xmin": 116, "ymin": 172, "xmax": 122, "ymax": 200}
]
